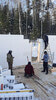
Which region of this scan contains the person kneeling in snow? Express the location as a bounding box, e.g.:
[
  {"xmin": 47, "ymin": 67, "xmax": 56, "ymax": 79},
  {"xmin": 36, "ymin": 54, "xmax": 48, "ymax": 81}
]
[{"xmin": 24, "ymin": 62, "xmax": 34, "ymax": 77}]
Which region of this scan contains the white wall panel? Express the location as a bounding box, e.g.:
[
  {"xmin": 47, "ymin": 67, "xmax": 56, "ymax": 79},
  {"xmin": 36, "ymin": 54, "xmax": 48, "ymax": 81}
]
[
  {"xmin": 0, "ymin": 35, "xmax": 31, "ymax": 68},
  {"xmin": 48, "ymin": 35, "xmax": 56, "ymax": 64}
]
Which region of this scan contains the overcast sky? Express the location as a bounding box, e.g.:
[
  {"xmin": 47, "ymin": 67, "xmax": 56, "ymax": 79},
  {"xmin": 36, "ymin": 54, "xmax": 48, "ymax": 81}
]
[
  {"xmin": 0, "ymin": 0, "xmax": 56, "ymax": 8},
  {"xmin": 0, "ymin": 0, "xmax": 56, "ymax": 4}
]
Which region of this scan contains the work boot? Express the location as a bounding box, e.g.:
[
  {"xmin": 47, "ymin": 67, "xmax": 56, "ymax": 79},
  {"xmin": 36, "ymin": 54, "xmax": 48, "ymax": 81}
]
[
  {"xmin": 41, "ymin": 70, "xmax": 45, "ymax": 72},
  {"xmin": 45, "ymin": 72, "xmax": 48, "ymax": 75}
]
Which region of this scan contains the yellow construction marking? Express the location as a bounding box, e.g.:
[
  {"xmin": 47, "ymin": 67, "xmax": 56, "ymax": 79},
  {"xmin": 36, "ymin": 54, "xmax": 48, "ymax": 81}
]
[
  {"xmin": 0, "ymin": 91, "xmax": 16, "ymax": 93},
  {"xmin": 0, "ymin": 90, "xmax": 34, "ymax": 94},
  {"xmin": 19, "ymin": 90, "xmax": 33, "ymax": 92}
]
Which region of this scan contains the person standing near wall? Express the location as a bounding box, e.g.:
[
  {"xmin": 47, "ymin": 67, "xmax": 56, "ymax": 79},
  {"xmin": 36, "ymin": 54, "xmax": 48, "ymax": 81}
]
[
  {"xmin": 7, "ymin": 50, "xmax": 14, "ymax": 75},
  {"xmin": 43, "ymin": 34, "xmax": 48, "ymax": 49},
  {"xmin": 41, "ymin": 51, "xmax": 49, "ymax": 74}
]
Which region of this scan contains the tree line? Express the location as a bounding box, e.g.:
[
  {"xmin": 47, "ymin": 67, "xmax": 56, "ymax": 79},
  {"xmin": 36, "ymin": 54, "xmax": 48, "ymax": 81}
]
[{"xmin": 0, "ymin": 0, "xmax": 56, "ymax": 40}]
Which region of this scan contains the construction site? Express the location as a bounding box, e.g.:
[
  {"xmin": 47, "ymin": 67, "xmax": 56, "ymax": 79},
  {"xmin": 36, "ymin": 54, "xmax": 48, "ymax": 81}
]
[
  {"xmin": 11, "ymin": 35, "xmax": 56, "ymax": 100},
  {"xmin": 0, "ymin": 35, "xmax": 56, "ymax": 100},
  {"xmin": 13, "ymin": 62, "xmax": 56, "ymax": 100},
  {"xmin": 0, "ymin": 0, "xmax": 56, "ymax": 100}
]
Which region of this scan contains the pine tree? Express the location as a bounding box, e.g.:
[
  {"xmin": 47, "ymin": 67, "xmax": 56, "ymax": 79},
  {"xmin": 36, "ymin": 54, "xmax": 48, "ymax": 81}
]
[
  {"xmin": 0, "ymin": 3, "xmax": 9, "ymax": 34},
  {"xmin": 13, "ymin": 6, "xmax": 20, "ymax": 34},
  {"xmin": 0, "ymin": 4, "xmax": 3, "ymax": 34},
  {"xmin": 26, "ymin": 0, "xmax": 32, "ymax": 38},
  {"xmin": 32, "ymin": 0, "xmax": 41, "ymax": 39},
  {"xmin": 43, "ymin": 12, "xmax": 51, "ymax": 35}
]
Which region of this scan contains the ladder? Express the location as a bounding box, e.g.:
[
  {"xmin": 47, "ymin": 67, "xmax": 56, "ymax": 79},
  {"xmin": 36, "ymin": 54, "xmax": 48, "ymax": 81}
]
[{"xmin": 47, "ymin": 44, "xmax": 52, "ymax": 63}]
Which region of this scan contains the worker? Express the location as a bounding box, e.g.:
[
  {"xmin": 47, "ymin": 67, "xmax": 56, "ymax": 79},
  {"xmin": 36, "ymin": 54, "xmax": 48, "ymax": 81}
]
[
  {"xmin": 43, "ymin": 34, "xmax": 48, "ymax": 49},
  {"xmin": 41, "ymin": 51, "xmax": 49, "ymax": 74},
  {"xmin": 7, "ymin": 50, "xmax": 14, "ymax": 75},
  {"xmin": 24, "ymin": 62, "xmax": 34, "ymax": 77}
]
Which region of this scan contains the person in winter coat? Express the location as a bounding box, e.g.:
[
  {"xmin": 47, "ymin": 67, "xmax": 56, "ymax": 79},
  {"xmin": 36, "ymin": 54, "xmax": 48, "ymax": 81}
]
[
  {"xmin": 24, "ymin": 62, "xmax": 34, "ymax": 77},
  {"xmin": 7, "ymin": 50, "xmax": 14, "ymax": 75}
]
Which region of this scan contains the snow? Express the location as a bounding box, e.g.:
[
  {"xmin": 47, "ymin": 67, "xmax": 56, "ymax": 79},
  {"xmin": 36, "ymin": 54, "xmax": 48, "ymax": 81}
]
[{"xmin": 52, "ymin": 72, "xmax": 56, "ymax": 75}]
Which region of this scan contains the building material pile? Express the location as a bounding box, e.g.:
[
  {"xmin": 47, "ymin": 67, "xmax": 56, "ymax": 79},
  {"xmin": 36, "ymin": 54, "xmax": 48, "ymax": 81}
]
[{"xmin": 0, "ymin": 66, "xmax": 35, "ymax": 100}]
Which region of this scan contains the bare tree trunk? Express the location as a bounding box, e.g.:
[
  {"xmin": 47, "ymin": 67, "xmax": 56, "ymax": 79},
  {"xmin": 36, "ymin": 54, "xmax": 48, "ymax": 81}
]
[{"xmin": 18, "ymin": 1, "xmax": 22, "ymax": 35}]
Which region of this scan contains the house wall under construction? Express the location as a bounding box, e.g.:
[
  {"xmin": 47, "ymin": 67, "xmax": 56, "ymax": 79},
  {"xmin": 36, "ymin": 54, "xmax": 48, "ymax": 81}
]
[{"xmin": 0, "ymin": 35, "xmax": 31, "ymax": 68}]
